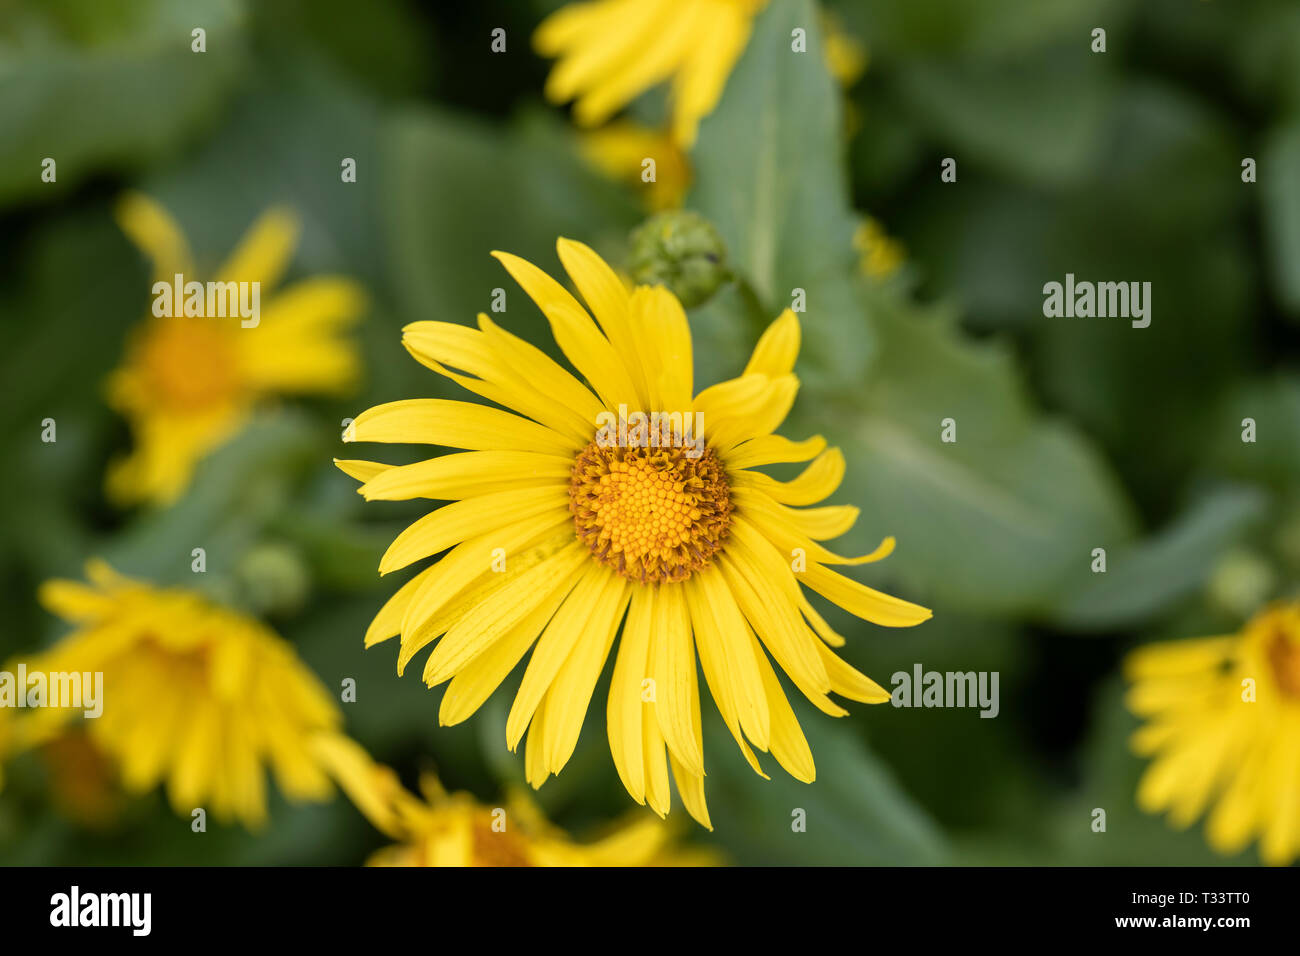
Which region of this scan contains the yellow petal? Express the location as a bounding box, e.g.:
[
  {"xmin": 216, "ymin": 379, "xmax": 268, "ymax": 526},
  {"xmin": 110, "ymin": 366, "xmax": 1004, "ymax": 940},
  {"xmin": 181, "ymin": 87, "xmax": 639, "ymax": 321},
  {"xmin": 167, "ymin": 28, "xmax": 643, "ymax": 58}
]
[
  {"xmin": 333, "ymin": 458, "xmax": 390, "ymax": 484},
  {"xmin": 115, "ymin": 192, "xmax": 194, "ymax": 282},
  {"xmin": 732, "ymin": 447, "xmax": 846, "ymax": 506},
  {"xmin": 492, "ymin": 250, "xmax": 640, "ymax": 410},
  {"xmin": 346, "ymin": 398, "xmax": 580, "ymax": 457},
  {"xmin": 215, "ymin": 206, "xmax": 300, "ymax": 290},
  {"xmin": 669, "ymin": 754, "xmax": 713, "ymax": 830},
  {"xmin": 541, "ymin": 574, "xmax": 629, "ymax": 773},
  {"xmin": 802, "ymin": 562, "xmax": 933, "ymax": 628},
  {"xmin": 608, "ymin": 588, "xmax": 654, "ymax": 802},
  {"xmin": 724, "ymin": 433, "xmax": 826, "ymax": 470},
  {"xmin": 402, "ymin": 321, "xmax": 594, "ymax": 444},
  {"xmin": 423, "ymin": 541, "xmax": 590, "ymax": 687},
  {"xmin": 378, "ymin": 488, "xmax": 568, "ymax": 575},
  {"xmin": 506, "ymin": 562, "xmax": 619, "ymax": 750},
  {"xmin": 359, "ymin": 450, "xmax": 572, "ymax": 502},
  {"xmin": 744, "ymin": 309, "xmax": 800, "ymax": 377},
  {"xmin": 650, "ymin": 582, "xmax": 704, "ymax": 778}
]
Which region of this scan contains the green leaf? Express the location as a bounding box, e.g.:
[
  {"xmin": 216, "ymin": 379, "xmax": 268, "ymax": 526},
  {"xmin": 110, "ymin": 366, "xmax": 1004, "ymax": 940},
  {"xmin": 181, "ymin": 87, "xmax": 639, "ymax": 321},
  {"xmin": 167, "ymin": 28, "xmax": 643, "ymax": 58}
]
[
  {"xmin": 0, "ymin": 0, "xmax": 247, "ymax": 204},
  {"xmin": 1049, "ymin": 485, "xmax": 1268, "ymax": 630},
  {"xmin": 894, "ymin": 54, "xmax": 1114, "ymax": 186},
  {"xmin": 1262, "ymin": 120, "xmax": 1300, "ymax": 318},
  {"xmin": 1050, "ymin": 678, "xmax": 1256, "ymax": 865},
  {"xmin": 1209, "ymin": 374, "xmax": 1300, "ymax": 487},
  {"xmin": 691, "ymin": 0, "xmax": 872, "ymax": 384},
  {"xmin": 100, "ymin": 412, "xmax": 321, "ymax": 591},
  {"xmin": 380, "ymin": 106, "xmax": 640, "ymax": 342},
  {"xmin": 821, "ymin": 295, "xmax": 1138, "ymax": 615},
  {"xmin": 703, "ymin": 710, "xmax": 946, "ymax": 865},
  {"xmin": 830, "ymin": 0, "xmax": 1127, "ymax": 61}
]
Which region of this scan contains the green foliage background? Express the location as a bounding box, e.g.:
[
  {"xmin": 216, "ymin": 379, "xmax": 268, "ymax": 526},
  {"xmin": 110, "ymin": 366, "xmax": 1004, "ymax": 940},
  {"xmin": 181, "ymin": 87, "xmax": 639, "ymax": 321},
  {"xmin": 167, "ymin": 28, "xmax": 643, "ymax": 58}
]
[{"xmin": 1, "ymin": 0, "xmax": 1297, "ymax": 865}]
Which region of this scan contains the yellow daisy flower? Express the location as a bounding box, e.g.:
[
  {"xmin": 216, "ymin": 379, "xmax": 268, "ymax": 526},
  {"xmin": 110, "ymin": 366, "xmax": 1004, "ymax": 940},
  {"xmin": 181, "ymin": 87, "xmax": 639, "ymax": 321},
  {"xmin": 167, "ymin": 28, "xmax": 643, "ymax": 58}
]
[
  {"xmin": 28, "ymin": 560, "xmax": 350, "ymax": 829},
  {"xmin": 337, "ymin": 238, "xmax": 931, "ymax": 827},
  {"xmin": 1125, "ymin": 601, "xmax": 1300, "ymax": 865},
  {"xmin": 317, "ymin": 735, "xmax": 715, "ymax": 866},
  {"xmin": 578, "ymin": 120, "xmax": 691, "ymax": 210},
  {"xmin": 107, "ymin": 193, "xmax": 365, "ymax": 507},
  {"xmin": 535, "ymin": 0, "xmax": 769, "ymax": 148}
]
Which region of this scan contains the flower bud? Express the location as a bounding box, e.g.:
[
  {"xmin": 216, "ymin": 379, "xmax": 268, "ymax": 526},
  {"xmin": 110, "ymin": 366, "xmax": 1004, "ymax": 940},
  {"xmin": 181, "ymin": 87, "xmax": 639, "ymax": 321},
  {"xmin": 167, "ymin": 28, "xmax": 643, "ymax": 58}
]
[{"xmin": 628, "ymin": 211, "xmax": 729, "ymax": 308}]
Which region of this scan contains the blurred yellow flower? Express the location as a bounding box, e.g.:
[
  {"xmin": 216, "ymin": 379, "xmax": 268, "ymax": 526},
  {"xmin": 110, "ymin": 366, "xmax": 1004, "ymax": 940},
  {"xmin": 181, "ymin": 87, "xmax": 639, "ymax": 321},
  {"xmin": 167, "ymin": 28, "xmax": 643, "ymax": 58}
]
[
  {"xmin": 337, "ymin": 238, "xmax": 930, "ymax": 827},
  {"xmin": 853, "ymin": 219, "xmax": 904, "ymax": 279},
  {"xmin": 1125, "ymin": 601, "xmax": 1300, "ymax": 865},
  {"xmin": 535, "ymin": 0, "xmax": 768, "ymax": 148},
  {"xmin": 579, "ymin": 121, "xmax": 691, "ymax": 210},
  {"xmin": 107, "ymin": 194, "xmax": 365, "ymax": 507},
  {"xmin": 29, "ymin": 560, "xmax": 351, "ymax": 829},
  {"xmin": 317, "ymin": 736, "xmax": 715, "ymax": 866}
]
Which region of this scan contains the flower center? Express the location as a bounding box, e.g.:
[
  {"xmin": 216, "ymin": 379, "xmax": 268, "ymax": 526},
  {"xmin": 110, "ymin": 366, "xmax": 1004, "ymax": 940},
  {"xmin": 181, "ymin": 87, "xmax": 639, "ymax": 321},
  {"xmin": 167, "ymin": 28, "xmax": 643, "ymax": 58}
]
[
  {"xmin": 135, "ymin": 317, "xmax": 242, "ymax": 411},
  {"xmin": 568, "ymin": 439, "xmax": 732, "ymax": 584},
  {"xmin": 470, "ymin": 819, "xmax": 535, "ymax": 867},
  {"xmin": 1267, "ymin": 628, "xmax": 1300, "ymax": 699}
]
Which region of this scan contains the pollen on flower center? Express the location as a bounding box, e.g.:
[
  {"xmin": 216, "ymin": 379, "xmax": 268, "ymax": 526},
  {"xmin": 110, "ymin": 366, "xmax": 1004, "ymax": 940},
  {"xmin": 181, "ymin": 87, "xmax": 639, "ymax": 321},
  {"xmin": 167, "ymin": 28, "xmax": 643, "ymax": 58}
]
[{"xmin": 568, "ymin": 439, "xmax": 733, "ymax": 584}]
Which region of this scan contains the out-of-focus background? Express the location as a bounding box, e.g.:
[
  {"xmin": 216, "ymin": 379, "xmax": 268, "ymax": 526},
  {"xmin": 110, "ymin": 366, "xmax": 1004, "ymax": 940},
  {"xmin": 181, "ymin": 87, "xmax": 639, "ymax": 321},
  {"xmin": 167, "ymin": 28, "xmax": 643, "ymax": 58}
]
[{"xmin": 1, "ymin": 0, "xmax": 1298, "ymax": 865}]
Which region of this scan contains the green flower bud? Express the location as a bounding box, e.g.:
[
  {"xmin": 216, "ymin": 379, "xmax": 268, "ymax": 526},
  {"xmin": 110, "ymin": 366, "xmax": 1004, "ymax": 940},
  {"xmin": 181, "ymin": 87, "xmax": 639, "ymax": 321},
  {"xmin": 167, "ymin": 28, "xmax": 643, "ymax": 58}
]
[
  {"xmin": 235, "ymin": 542, "xmax": 311, "ymax": 617},
  {"xmin": 1208, "ymin": 548, "xmax": 1276, "ymax": 620},
  {"xmin": 628, "ymin": 211, "xmax": 729, "ymax": 308}
]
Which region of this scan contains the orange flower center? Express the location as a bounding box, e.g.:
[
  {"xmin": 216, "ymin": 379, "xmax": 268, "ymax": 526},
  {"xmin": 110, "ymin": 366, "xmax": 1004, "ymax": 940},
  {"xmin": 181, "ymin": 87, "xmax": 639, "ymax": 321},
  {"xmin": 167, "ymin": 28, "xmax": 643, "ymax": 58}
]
[
  {"xmin": 568, "ymin": 439, "xmax": 732, "ymax": 584},
  {"xmin": 1267, "ymin": 629, "xmax": 1300, "ymax": 699},
  {"xmin": 469, "ymin": 819, "xmax": 535, "ymax": 867},
  {"xmin": 135, "ymin": 317, "xmax": 242, "ymax": 411}
]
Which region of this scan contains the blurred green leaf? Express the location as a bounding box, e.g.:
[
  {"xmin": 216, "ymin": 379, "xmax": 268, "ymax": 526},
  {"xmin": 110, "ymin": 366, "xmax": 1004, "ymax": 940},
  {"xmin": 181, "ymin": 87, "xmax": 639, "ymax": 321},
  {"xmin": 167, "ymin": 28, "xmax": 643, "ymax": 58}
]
[
  {"xmin": 895, "ymin": 53, "xmax": 1113, "ymax": 186},
  {"xmin": 703, "ymin": 711, "xmax": 946, "ymax": 865},
  {"xmin": 1262, "ymin": 119, "xmax": 1300, "ymax": 317},
  {"xmin": 691, "ymin": 0, "xmax": 872, "ymax": 386},
  {"xmin": 822, "ymin": 293, "xmax": 1138, "ymax": 615},
  {"xmin": 381, "ymin": 106, "xmax": 640, "ymax": 340},
  {"xmin": 0, "ymin": 0, "xmax": 247, "ymax": 204},
  {"xmin": 904, "ymin": 82, "xmax": 1252, "ymax": 510},
  {"xmin": 1209, "ymin": 374, "xmax": 1300, "ymax": 487},
  {"xmin": 1050, "ymin": 678, "xmax": 1255, "ymax": 865},
  {"xmin": 99, "ymin": 412, "xmax": 320, "ymax": 593},
  {"xmin": 832, "ymin": 0, "xmax": 1126, "ymax": 61},
  {"xmin": 1049, "ymin": 485, "xmax": 1268, "ymax": 631}
]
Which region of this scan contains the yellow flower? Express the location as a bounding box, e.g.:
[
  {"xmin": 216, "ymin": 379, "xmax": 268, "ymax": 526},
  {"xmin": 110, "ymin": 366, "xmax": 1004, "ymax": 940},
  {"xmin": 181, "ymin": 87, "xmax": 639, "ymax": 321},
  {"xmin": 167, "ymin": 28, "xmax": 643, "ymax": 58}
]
[
  {"xmin": 337, "ymin": 238, "xmax": 931, "ymax": 827},
  {"xmin": 853, "ymin": 219, "xmax": 904, "ymax": 279},
  {"xmin": 107, "ymin": 194, "xmax": 365, "ymax": 507},
  {"xmin": 579, "ymin": 121, "xmax": 691, "ymax": 210},
  {"xmin": 1125, "ymin": 602, "xmax": 1300, "ymax": 865},
  {"xmin": 535, "ymin": 0, "xmax": 769, "ymax": 148},
  {"xmin": 29, "ymin": 560, "xmax": 350, "ymax": 828},
  {"xmin": 316, "ymin": 735, "xmax": 715, "ymax": 866}
]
